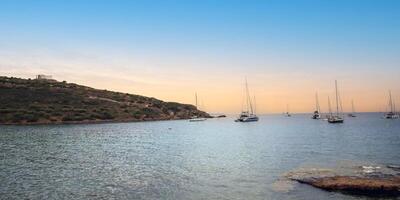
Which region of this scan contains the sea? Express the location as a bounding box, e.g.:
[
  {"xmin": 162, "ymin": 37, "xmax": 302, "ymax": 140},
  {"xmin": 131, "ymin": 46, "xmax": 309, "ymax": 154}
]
[{"xmin": 1, "ymin": 113, "xmax": 399, "ymax": 200}]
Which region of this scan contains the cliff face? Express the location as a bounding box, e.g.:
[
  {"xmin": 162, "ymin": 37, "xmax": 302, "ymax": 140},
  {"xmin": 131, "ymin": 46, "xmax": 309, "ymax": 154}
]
[{"xmin": 0, "ymin": 76, "xmax": 210, "ymax": 125}]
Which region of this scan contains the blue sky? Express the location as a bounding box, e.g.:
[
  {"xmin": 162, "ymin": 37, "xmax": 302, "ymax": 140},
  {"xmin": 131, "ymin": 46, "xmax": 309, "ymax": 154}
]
[{"xmin": 1, "ymin": 0, "xmax": 399, "ymax": 113}]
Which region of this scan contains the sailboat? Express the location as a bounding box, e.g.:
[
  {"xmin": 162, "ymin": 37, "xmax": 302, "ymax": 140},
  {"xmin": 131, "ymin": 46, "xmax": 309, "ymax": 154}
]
[
  {"xmin": 328, "ymin": 80, "xmax": 344, "ymax": 123},
  {"xmin": 285, "ymin": 104, "xmax": 291, "ymax": 117},
  {"xmin": 235, "ymin": 78, "xmax": 259, "ymax": 122},
  {"xmin": 189, "ymin": 92, "xmax": 207, "ymax": 122},
  {"xmin": 347, "ymin": 99, "xmax": 356, "ymax": 117},
  {"xmin": 312, "ymin": 92, "xmax": 321, "ymax": 119},
  {"xmin": 384, "ymin": 90, "xmax": 399, "ymax": 119}
]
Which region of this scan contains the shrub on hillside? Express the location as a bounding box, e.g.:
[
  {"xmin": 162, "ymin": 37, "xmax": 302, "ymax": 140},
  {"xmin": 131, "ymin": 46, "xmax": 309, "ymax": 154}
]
[{"xmin": 99, "ymin": 112, "xmax": 115, "ymax": 120}]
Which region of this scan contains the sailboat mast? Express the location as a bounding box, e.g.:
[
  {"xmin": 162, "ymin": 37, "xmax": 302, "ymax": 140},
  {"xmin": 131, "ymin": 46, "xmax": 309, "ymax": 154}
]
[
  {"xmin": 245, "ymin": 78, "xmax": 254, "ymax": 114},
  {"xmin": 335, "ymin": 80, "xmax": 339, "ymax": 116},
  {"xmin": 245, "ymin": 79, "xmax": 249, "ymax": 113},
  {"xmin": 254, "ymin": 95, "xmax": 257, "ymax": 115},
  {"xmin": 394, "ymin": 101, "xmax": 396, "ymax": 114},
  {"xmin": 351, "ymin": 100, "xmax": 355, "ymax": 113},
  {"xmin": 389, "ymin": 90, "xmax": 393, "ymax": 113},
  {"xmin": 195, "ymin": 92, "xmax": 198, "ymax": 109},
  {"xmin": 328, "ymin": 96, "xmax": 332, "ymax": 116},
  {"xmin": 316, "ymin": 92, "xmax": 320, "ymax": 112},
  {"xmin": 339, "ymin": 93, "xmax": 343, "ymax": 114}
]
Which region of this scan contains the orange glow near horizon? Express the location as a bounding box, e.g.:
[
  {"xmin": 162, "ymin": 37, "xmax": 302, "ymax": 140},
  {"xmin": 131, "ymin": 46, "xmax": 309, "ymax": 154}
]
[{"xmin": 2, "ymin": 70, "xmax": 399, "ymax": 115}]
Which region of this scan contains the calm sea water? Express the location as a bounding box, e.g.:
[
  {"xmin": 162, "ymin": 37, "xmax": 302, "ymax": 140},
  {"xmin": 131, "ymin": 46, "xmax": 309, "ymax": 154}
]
[{"xmin": 1, "ymin": 113, "xmax": 399, "ymax": 200}]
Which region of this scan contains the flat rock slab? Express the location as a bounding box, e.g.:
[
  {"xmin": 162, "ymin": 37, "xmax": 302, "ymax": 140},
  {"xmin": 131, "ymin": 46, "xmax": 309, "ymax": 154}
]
[
  {"xmin": 285, "ymin": 163, "xmax": 400, "ymax": 197},
  {"xmin": 293, "ymin": 176, "xmax": 400, "ymax": 196}
]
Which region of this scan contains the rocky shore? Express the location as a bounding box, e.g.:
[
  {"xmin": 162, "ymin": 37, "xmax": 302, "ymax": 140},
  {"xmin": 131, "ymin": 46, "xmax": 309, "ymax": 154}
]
[{"xmin": 286, "ymin": 163, "xmax": 400, "ymax": 197}]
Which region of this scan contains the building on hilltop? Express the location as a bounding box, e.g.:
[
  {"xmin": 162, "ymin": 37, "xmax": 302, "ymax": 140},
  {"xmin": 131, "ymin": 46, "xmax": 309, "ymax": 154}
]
[
  {"xmin": 36, "ymin": 74, "xmax": 53, "ymax": 80},
  {"xmin": 35, "ymin": 74, "xmax": 57, "ymax": 82}
]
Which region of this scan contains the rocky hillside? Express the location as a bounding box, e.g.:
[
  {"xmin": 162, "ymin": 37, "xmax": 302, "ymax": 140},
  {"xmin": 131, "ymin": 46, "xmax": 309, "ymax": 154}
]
[{"xmin": 0, "ymin": 76, "xmax": 210, "ymax": 125}]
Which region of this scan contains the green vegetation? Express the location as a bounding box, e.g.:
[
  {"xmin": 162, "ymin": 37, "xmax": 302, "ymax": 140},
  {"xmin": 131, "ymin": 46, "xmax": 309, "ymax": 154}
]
[{"xmin": 0, "ymin": 76, "xmax": 210, "ymax": 124}]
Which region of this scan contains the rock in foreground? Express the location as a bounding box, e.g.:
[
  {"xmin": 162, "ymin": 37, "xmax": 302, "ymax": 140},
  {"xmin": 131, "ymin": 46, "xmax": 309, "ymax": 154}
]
[
  {"xmin": 293, "ymin": 175, "xmax": 400, "ymax": 196},
  {"xmin": 286, "ymin": 163, "xmax": 400, "ymax": 197}
]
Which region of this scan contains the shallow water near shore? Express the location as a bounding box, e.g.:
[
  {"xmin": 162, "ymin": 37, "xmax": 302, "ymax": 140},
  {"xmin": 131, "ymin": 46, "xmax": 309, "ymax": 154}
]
[{"xmin": 1, "ymin": 113, "xmax": 400, "ymax": 199}]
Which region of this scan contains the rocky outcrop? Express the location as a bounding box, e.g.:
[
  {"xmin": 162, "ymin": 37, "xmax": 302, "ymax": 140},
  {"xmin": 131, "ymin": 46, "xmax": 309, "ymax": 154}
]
[
  {"xmin": 292, "ymin": 175, "xmax": 400, "ymax": 196},
  {"xmin": 286, "ymin": 164, "xmax": 400, "ymax": 197}
]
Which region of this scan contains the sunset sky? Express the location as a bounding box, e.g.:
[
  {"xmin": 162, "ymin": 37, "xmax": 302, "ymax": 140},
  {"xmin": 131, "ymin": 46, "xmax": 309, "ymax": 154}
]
[{"xmin": 1, "ymin": 0, "xmax": 399, "ymax": 114}]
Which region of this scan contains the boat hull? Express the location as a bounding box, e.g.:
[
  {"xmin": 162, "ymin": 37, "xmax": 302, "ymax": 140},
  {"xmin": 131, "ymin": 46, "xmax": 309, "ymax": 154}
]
[
  {"xmin": 235, "ymin": 116, "xmax": 259, "ymax": 122},
  {"xmin": 189, "ymin": 118, "xmax": 207, "ymax": 122},
  {"xmin": 385, "ymin": 115, "xmax": 399, "ymax": 119},
  {"xmin": 384, "ymin": 113, "xmax": 399, "ymax": 119},
  {"xmin": 312, "ymin": 115, "xmax": 321, "ymax": 119},
  {"xmin": 328, "ymin": 117, "xmax": 344, "ymax": 123},
  {"xmin": 328, "ymin": 120, "xmax": 344, "ymax": 123},
  {"xmin": 242, "ymin": 117, "xmax": 259, "ymax": 122}
]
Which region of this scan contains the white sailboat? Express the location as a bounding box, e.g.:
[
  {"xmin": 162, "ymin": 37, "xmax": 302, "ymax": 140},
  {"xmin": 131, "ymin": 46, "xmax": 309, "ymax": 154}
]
[
  {"xmin": 189, "ymin": 92, "xmax": 207, "ymax": 122},
  {"xmin": 312, "ymin": 92, "xmax": 321, "ymax": 119},
  {"xmin": 348, "ymin": 99, "xmax": 356, "ymax": 117},
  {"xmin": 384, "ymin": 90, "xmax": 399, "ymax": 119},
  {"xmin": 328, "ymin": 80, "xmax": 344, "ymax": 123},
  {"xmin": 235, "ymin": 78, "xmax": 259, "ymax": 122}
]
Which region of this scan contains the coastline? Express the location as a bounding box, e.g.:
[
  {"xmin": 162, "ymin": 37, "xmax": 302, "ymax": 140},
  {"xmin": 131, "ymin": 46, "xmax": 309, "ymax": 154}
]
[{"xmin": 0, "ymin": 116, "xmax": 213, "ymax": 126}]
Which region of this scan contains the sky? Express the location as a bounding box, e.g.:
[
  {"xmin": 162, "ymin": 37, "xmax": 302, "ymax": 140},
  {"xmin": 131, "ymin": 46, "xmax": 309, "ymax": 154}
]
[{"xmin": 0, "ymin": 0, "xmax": 399, "ymax": 114}]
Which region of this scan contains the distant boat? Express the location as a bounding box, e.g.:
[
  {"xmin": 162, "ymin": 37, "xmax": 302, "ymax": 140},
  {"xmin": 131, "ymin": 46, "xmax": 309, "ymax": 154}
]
[
  {"xmin": 312, "ymin": 92, "xmax": 321, "ymax": 119},
  {"xmin": 285, "ymin": 104, "xmax": 291, "ymax": 117},
  {"xmin": 189, "ymin": 118, "xmax": 206, "ymax": 122},
  {"xmin": 384, "ymin": 90, "xmax": 399, "ymax": 119},
  {"xmin": 189, "ymin": 92, "xmax": 207, "ymax": 122},
  {"xmin": 347, "ymin": 99, "xmax": 356, "ymax": 117},
  {"xmin": 328, "ymin": 80, "xmax": 344, "ymax": 123},
  {"xmin": 235, "ymin": 78, "xmax": 259, "ymax": 122}
]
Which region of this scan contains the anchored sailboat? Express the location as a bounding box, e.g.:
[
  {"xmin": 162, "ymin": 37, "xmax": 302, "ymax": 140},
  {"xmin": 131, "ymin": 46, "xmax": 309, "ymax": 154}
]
[
  {"xmin": 348, "ymin": 99, "xmax": 356, "ymax": 117},
  {"xmin": 312, "ymin": 92, "xmax": 321, "ymax": 119},
  {"xmin": 384, "ymin": 90, "xmax": 399, "ymax": 119},
  {"xmin": 328, "ymin": 80, "xmax": 344, "ymax": 123},
  {"xmin": 189, "ymin": 92, "xmax": 207, "ymax": 122},
  {"xmin": 235, "ymin": 78, "xmax": 259, "ymax": 122}
]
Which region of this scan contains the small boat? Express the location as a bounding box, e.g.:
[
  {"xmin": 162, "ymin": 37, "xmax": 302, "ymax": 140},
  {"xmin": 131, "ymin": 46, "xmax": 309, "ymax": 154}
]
[
  {"xmin": 189, "ymin": 117, "xmax": 206, "ymax": 122},
  {"xmin": 189, "ymin": 92, "xmax": 207, "ymax": 122},
  {"xmin": 347, "ymin": 99, "xmax": 356, "ymax": 117},
  {"xmin": 312, "ymin": 92, "xmax": 321, "ymax": 119},
  {"xmin": 328, "ymin": 80, "xmax": 344, "ymax": 123},
  {"xmin": 384, "ymin": 90, "xmax": 399, "ymax": 119},
  {"xmin": 235, "ymin": 78, "xmax": 259, "ymax": 122}
]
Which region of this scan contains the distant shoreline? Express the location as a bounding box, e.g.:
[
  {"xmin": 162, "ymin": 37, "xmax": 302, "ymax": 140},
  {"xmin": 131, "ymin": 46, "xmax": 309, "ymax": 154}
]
[{"xmin": 0, "ymin": 116, "xmax": 204, "ymax": 126}]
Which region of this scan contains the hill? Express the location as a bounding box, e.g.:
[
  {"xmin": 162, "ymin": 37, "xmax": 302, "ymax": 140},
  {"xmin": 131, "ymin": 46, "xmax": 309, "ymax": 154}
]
[{"xmin": 0, "ymin": 76, "xmax": 210, "ymax": 125}]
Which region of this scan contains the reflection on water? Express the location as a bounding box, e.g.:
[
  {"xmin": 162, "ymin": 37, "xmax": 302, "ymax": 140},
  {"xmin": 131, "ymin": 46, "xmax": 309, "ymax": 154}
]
[{"xmin": 1, "ymin": 113, "xmax": 399, "ymax": 199}]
